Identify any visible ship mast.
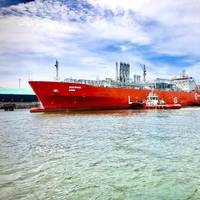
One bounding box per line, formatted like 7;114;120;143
55;60;59;81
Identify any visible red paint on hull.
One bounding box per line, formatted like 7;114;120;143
30;107;45;113
29;81;200;112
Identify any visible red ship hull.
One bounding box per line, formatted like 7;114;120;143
29;81;200;112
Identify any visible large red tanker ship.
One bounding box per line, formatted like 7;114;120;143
29;62;200;112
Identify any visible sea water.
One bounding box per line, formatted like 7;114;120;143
0;108;200;200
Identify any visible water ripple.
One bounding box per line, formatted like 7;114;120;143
1;109;200;199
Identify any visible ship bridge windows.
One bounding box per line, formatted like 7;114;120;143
155;79;175;90
150;97;158;100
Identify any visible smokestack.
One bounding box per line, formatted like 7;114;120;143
134;75;136;83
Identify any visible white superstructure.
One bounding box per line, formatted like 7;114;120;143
171;77;196;92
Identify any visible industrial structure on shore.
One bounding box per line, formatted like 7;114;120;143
0;88;39;111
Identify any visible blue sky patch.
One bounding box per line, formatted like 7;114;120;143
0;0;33;8
0;0;200;88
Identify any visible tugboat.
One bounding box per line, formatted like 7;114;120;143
144;92;181;109
131;92;182;109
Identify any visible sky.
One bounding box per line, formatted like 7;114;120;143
0;0;200;88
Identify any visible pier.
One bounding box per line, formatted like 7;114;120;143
0;88;39;111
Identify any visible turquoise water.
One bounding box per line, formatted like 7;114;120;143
0;108;200;200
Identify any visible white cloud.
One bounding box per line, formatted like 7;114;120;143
88;0;200;56
1;0;200;88
186;64;200;83
0;15;81;57
84;14;151;45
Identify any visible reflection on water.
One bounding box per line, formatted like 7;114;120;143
1;108;200;200
41;109;147;115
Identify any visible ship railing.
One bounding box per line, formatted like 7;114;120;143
64;78;110;87
64;78;145;89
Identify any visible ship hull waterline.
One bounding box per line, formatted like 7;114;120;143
29;81;200;112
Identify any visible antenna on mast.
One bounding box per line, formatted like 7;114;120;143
182;69;186;77
55;60;59;81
